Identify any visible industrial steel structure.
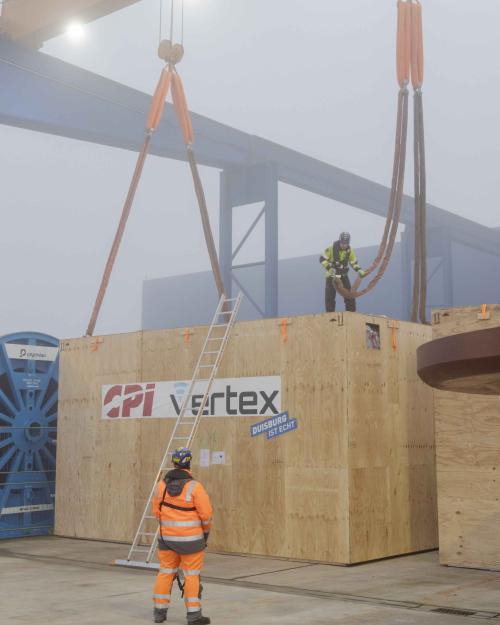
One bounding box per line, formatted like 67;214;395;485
1;34;500;318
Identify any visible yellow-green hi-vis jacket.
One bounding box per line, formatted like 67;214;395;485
320;243;364;278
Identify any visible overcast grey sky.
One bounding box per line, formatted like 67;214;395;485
1;0;499;338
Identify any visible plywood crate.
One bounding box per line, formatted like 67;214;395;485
55;312;437;564
432;305;500;570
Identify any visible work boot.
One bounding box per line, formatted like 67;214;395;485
187;613;211;625
154;608;167;623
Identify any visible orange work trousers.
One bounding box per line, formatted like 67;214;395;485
153;550;205;615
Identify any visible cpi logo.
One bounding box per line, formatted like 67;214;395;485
103;384;156;418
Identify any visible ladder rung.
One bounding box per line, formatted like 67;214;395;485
140;533;157;536
172;437;190;440
203;351;219;355
144;515;156;520
207;338;223;341
224;298;238;302
218;310;234;315
132;548;153;553
198;364;214;369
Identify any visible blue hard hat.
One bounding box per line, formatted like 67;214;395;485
172;447;192;468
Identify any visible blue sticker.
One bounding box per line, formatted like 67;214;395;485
250;412;298;440
266;418;298;440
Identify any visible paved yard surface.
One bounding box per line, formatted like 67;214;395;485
1;537;500;624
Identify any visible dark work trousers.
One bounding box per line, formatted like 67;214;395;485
325;275;356;313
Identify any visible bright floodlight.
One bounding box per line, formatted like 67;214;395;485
66;22;86;43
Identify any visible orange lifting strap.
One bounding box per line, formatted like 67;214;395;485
334;1;427;324
397;0;411;87
86;40;224;336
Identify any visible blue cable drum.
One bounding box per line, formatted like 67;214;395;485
0;332;59;539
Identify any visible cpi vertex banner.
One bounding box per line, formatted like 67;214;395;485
101;376;281;420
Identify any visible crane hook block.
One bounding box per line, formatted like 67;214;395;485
158;39;185;65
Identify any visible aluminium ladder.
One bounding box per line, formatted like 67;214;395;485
115;292;242;570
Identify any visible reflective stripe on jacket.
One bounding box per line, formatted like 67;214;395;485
320;242;362;278
152;470;213;555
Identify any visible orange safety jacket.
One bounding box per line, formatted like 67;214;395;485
152;468;213;555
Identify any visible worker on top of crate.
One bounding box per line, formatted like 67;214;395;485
152;447;212;625
319;232;366;313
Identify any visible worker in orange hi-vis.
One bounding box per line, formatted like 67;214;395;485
152;448;213;624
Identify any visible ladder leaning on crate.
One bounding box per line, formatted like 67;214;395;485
115;292;242;570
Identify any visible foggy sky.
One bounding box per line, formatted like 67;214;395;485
1;0;499;338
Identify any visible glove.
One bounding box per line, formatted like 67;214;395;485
204;532;209;546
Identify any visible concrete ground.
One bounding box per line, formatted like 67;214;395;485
2;537;500;624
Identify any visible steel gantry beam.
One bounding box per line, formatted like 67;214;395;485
1;35;500;318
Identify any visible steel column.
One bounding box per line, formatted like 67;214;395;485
401;227;414;321
401;225;455;320
264;164;279;317
219;163;279;318
219;169;234;298
441;226;454;309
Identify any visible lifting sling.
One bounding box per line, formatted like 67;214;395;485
333;0;427;323
86;21;224;336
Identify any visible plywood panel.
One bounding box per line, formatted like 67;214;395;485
55;312;435;563
432;305;500;339
197;314;349;562
439;497;500;570
346;314;437;562
55;333;143;541
433;305;500;570
282;314;349;562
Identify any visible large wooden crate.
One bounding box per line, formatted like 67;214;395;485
432;305;500;570
55;312;437;564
